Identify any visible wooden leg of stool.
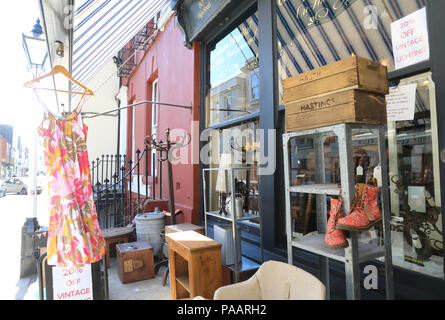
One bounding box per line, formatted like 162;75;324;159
106;241;111;269
162;266;169;286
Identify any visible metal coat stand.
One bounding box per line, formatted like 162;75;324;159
283;123;394;300
144;128;191;225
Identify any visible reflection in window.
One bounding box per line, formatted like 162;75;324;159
207;13;259;127
250;71;260;104
387;73;443;279
276;0;425;104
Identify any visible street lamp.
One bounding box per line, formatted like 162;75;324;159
22;18;48;77
20;18;48;278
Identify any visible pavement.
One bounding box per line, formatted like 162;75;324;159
20;256;172;300
0;183;171;300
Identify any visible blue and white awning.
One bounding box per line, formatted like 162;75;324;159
239;0;427;118
73;0;168;85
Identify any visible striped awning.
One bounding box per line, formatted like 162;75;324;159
240;0;427;123
72;0;168;85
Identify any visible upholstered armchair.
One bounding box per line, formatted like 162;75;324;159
213;260;326;300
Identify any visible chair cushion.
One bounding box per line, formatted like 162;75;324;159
255;261;325;300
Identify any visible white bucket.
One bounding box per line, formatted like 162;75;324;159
135;211;165;255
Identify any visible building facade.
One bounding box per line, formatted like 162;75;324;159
120;8;201;224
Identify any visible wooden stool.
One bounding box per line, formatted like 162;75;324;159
102;227;134;268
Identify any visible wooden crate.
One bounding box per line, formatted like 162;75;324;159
117;241;154;284
285;89;387;132
283;55;388;103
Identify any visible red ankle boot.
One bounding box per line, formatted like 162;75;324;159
336;184;382;231
325;197;349;249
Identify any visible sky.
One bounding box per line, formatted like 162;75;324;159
0;1;45;148
210;28;255;88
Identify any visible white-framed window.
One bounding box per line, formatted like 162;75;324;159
249;69;260;105
224;95;232;117
151;79;159;177
132;104;136;162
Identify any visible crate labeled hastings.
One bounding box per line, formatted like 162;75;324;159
283;55;389;103
285;89;387;132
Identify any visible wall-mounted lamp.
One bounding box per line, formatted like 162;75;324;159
55;40;64;57
113;56;123;65
379;59;389;67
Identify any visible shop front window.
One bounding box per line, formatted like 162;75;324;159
278;0;443;278
207;13;259;127
204;121;260;219
387;72;442;278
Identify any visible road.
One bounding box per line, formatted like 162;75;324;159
0;184;49;300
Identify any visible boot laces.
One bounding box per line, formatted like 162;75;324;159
328;200;341;232
350;190;367;214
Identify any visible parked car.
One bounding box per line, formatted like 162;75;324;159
0;182;6;197
2;178;42;195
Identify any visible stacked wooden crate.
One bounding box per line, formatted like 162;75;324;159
284;55;389;132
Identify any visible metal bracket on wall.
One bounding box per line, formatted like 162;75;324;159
81;100;193;119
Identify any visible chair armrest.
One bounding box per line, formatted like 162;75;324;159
213;275;261;300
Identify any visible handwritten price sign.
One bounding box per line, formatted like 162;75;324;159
391;7;430;70
53;265;93;300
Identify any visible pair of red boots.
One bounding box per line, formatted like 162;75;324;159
325;183;382;249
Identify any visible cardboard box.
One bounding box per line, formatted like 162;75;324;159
213;224;241;266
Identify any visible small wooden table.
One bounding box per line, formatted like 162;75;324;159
165;223;205;235
102;227;134;268
161;223;205;285
166;231;222;300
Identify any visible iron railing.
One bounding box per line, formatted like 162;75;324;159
91;146;164;230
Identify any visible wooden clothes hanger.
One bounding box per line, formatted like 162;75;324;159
24;65;94;96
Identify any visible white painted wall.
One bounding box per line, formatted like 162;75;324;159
79;59;120;164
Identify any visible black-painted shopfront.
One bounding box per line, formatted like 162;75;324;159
174;0;445;299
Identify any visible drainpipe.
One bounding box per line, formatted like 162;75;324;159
117;77;122;157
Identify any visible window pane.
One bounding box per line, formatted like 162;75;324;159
207;13;259;127
388;73;443;278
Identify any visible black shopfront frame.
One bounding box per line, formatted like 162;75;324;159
182;0;445;299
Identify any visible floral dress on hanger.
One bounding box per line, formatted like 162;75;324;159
34;89;105;267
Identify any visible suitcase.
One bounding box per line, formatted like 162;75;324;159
117;241;154;284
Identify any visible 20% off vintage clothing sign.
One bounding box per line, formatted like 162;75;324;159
52;265;93;300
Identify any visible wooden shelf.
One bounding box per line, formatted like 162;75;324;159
176;275;190;292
